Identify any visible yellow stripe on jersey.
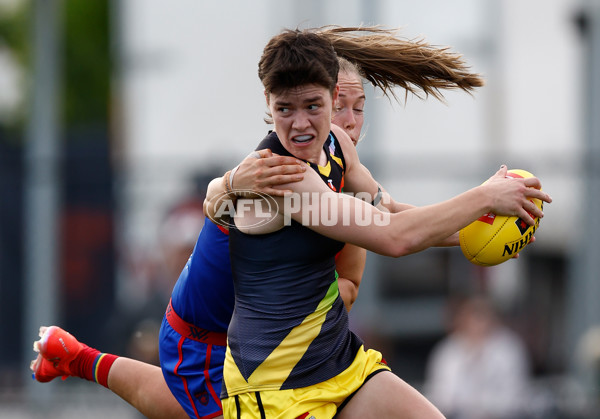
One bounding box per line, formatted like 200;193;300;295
330;154;343;169
223;280;340;395
316;160;331;177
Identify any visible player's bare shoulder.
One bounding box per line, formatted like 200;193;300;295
331;124;359;169
331;124;377;195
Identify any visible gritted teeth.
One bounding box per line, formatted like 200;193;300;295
293;134;313;142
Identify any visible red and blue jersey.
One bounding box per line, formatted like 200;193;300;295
169;217;233;333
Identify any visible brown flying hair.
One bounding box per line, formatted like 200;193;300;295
258;26;483;102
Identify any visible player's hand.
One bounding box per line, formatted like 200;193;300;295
483;165;552;225
232;149;306;197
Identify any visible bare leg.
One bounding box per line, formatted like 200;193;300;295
106;357;188;419
32;326;195;419
338;371;445;419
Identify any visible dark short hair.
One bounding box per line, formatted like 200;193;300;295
258;29;339;95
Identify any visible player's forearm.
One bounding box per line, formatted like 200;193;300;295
203;175;234;224
338;278;359;312
436;232;459;247
335;243;366;312
379;197;459;247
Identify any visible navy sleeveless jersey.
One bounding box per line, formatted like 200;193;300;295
222;131;363;397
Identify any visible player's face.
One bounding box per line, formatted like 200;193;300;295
267;84;336;164
332;72;365;146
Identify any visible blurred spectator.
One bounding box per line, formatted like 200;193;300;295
424;295;532;419
158;197;206;287
125;195;205;365
103;178;208;365
577;325;600;413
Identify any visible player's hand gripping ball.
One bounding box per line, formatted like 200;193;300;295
459;169;543;266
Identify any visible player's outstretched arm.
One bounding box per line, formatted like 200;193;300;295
273;165;551;257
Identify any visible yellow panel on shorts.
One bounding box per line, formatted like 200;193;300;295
222;345;390;418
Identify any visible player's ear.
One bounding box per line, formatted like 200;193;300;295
332;84;339;104
264;90;270;106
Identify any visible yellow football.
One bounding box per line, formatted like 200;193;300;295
459;169;543;266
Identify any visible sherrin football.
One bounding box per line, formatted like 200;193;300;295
459;169;543;266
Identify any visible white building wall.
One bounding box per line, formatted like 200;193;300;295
116;0;582;262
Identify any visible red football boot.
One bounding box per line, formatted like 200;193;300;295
31;326;83;382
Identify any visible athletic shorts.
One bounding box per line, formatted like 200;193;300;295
159;300;227;419
222;345;390;419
